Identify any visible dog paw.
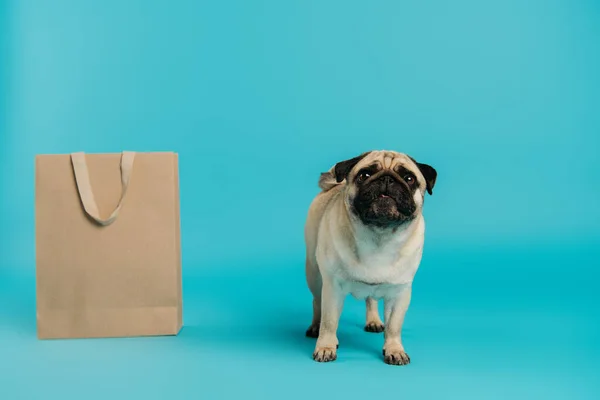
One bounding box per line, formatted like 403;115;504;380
305;324;319;338
313;347;337;362
383;349;410;366
364;321;385;333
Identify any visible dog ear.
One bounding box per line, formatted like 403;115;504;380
334;152;371;183
409;156;437;195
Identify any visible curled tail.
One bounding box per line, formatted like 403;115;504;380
318;166;341;192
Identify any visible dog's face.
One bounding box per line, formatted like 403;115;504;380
333;151;437;229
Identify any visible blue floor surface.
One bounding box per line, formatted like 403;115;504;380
1;245;598;399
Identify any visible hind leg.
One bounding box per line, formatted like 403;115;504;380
305;259;322;338
364;297;385;333
305;296;321;338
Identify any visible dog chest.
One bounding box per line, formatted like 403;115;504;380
343;280;405;300
340;246;422;286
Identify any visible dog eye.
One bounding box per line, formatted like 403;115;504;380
357;172;370;183
404;175;415;185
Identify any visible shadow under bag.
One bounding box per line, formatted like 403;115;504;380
35;151;183;339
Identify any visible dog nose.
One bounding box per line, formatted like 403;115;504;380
379;175;394;185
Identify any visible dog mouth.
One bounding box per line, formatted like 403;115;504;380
375;193;396;204
372;193;414;217
352;189;416;228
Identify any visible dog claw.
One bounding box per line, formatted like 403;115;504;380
383;349;410;366
364;321;385;333
313;347;337;362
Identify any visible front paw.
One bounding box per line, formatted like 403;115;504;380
383;348;410;366
364;321;385;333
313;346;337;362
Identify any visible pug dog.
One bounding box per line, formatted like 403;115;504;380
304;150;437;365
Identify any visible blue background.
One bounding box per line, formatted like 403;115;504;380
1;0;599;398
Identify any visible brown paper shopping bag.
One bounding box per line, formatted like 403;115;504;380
35;151;183;339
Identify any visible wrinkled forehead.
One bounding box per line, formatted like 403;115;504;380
355;151;418;173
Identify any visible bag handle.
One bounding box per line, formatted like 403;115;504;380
71;151;136;226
